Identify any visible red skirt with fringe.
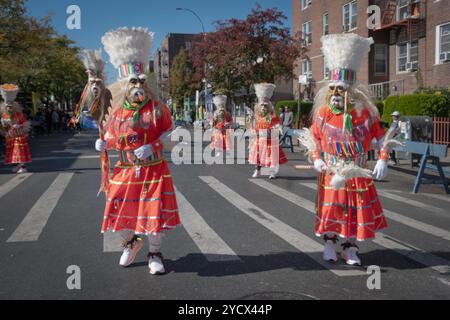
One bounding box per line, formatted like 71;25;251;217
211;129;232;151
4;136;31;164
315;173;387;241
248;135;288;168
101;159;181;235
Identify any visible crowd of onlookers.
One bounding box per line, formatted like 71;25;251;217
25;108;81;138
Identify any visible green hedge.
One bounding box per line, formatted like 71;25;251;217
275;100;314;127
383;93;450;124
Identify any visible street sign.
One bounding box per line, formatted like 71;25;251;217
299;75;307;85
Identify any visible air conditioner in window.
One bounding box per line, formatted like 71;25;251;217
406;61;418;71
306;72;313;82
440;52;450;62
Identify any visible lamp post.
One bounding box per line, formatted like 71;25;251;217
176;7;208;118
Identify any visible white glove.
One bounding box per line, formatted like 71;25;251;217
373;160;388;180
95;139;106;152
330;173;346;190
12;124;20;129
134;144;153;160
313;159;328;173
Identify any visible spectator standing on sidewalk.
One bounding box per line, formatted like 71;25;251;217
52;109;60;133
389;111;401;165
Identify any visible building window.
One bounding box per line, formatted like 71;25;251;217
397;41;418;73
343;1;357;32
397;0;409;20
302;60;312;77
323;56;330;80
323;13;329;35
436;23;450;64
301;0;312;10
374;44;388;75
302;20;312;46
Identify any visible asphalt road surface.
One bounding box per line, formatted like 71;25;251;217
0;131;449;300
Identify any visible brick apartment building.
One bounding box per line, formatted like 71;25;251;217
153;33;198;101
292;0;450;101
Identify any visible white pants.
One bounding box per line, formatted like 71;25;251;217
120;230;163;253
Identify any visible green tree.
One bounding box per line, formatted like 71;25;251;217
0;0;86;109
169;49;198;106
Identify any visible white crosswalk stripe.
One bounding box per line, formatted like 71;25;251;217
0;173;33;199
200;176;366;277
383;189;450;204
175;187;241;262
299;182;450;242
7;173;74;242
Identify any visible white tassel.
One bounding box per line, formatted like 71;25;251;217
135;165;141;178
293;128;318;163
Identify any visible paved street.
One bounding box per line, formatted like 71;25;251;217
0;131;449;300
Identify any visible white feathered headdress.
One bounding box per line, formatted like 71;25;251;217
322;33;373;86
80;49;105;80
101;27;154;80
0;84;19;103
254;83;276;104
213;95;227;108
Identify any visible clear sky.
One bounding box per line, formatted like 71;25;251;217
26;0;293;84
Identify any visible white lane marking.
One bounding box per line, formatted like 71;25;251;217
373;233;450;275
201;176;365;277
299;182;450;242
0;173;33;199
255;179;450;274
175;187;241;262
383;189;450;204
7;173;74;242
377;189;445;213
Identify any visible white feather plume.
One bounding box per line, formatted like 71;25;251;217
321;33;374;72
101;27;154;70
254;83;276;102
293;128;318;162
381;125;405;150
327;160;373;180
79;49;104;76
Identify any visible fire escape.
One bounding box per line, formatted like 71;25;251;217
369;0;426;100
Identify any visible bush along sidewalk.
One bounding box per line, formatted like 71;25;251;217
383;93;450;124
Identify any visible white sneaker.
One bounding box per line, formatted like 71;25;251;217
17;167;27;174
341;245;361;266
148;252;166;275
269;174;276;180
323;240;338;262
252;169;261;178
12;166;20;173
119;236;143;267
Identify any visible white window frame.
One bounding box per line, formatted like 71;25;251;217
323;56;330;80
435;22;450;64
323;12;329;35
374;44;388;76
302;59;312;77
301;0;312;10
397;0;409;21
396;41;418;73
342;1;357;32
302;20;312;46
